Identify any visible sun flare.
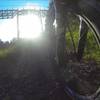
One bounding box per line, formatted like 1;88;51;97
0;5;44;42
19;14;42;39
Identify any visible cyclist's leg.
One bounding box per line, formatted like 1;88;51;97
45;1;56;61
45;0;55;35
54;1;67;67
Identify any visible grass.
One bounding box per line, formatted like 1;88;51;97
0;46;15;59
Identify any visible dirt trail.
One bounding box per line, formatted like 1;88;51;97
0;41;67;100
0;40;100;100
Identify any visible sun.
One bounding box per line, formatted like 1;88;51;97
0;5;44;42
19;14;42;39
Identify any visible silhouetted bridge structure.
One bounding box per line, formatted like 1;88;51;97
0;9;47;38
0;9;47;19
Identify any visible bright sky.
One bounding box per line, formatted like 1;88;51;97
0;0;49;9
0;0;49;42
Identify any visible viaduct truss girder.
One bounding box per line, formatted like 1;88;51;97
0;9;47;19
0;9;47;39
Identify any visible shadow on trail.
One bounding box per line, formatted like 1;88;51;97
0;39;71;100
0;39;100;100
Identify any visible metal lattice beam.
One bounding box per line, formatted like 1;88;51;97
0;9;47;39
0;9;47;19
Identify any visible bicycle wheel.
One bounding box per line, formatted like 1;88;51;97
63;3;100;99
45;1;100;99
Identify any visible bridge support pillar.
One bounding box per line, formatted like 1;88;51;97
17;10;20;39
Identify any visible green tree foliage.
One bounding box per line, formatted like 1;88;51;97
84;30;100;62
65;14;100;63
